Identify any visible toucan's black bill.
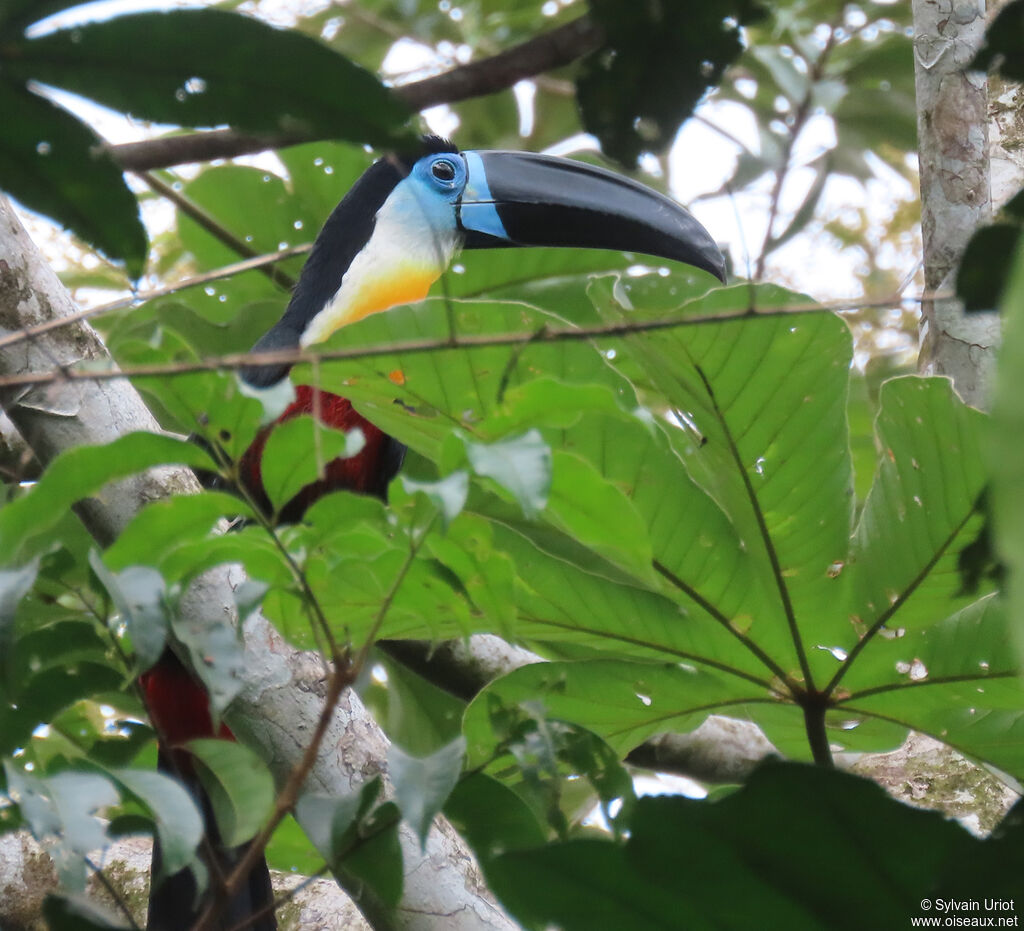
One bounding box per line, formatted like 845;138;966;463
458;150;726;282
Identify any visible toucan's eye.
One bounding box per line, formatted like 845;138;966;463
431;159;457;183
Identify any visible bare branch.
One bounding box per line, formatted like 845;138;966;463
0;244;311;354
0;288;950;393
107;17;605;172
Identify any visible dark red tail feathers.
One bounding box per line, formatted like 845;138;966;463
141;651;276;931
144;384;404;929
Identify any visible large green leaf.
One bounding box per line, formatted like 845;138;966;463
306;296;633;460
590;278;854;686
831;596;1024;769
843;378;989;646
492;523;773;683
550;408;768;628
0;81;146;275
578;0;765;165
488;763;1024;931
6;10;412;145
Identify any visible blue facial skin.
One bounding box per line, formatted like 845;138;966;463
385;153;467;238
459;151;510;241
397;151;510;243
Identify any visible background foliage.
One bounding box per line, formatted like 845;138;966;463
1;0;1023;928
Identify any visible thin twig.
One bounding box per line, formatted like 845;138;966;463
0;245;310;352
136;172;297;291
692;113;757;159
201;436;340;657
0;288;951;392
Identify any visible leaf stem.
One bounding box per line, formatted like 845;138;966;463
802;696;833;767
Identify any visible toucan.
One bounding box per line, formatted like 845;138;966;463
140;136;724;930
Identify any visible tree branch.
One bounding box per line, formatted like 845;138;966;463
380;636;782;783
912;0;997;409
106;16;605;172
0;287;952;393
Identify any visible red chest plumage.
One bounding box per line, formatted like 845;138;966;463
239;385;390;517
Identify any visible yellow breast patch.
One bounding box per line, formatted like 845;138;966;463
300;260;441;347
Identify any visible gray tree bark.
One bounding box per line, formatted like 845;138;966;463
913;0;999;407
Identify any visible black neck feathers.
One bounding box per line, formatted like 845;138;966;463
241;137;459;388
